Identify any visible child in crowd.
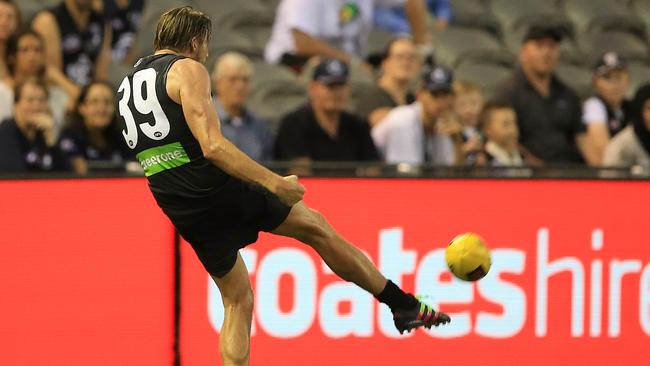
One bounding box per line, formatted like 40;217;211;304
480;102;523;166
452;80;485;164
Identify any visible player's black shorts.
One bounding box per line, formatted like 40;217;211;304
152;176;292;277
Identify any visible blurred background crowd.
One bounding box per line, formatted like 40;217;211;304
0;0;649;176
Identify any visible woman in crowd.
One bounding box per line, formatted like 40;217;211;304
0;29;79;126
0;0;19;80
59;80;131;175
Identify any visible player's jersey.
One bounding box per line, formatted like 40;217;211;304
116;53;229;198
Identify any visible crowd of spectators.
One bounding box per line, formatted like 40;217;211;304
0;0;649;176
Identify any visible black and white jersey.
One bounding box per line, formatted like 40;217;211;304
116;54;229;198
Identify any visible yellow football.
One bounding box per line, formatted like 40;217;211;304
445;233;491;281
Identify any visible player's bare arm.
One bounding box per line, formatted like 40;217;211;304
166;57;305;206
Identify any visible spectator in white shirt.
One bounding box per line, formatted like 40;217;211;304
264;0;429;70
581;52;632;166
371;65;455;165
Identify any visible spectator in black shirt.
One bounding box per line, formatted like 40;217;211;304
0;78;71;172
59;80;130;174
275;58;379;166
492;25;586;164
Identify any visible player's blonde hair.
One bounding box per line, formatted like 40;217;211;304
154;6;211;53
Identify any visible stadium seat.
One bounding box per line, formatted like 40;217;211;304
578;31;650;65
258;0;281;10
555;63;593;99
107;62;132;89
250;61;299;90
193;0;264;17
348;79;376;114
628;62;650;97
247;80;308;132
15;0;60;25
630;0;650;39
453;62;513;99
432;26;513;68
449;0;501;36
210;4;274;60
563;0;647;37
366;28;396;61
489;0;573;34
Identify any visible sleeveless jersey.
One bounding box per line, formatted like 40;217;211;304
116;54;229;198
50;2;104;86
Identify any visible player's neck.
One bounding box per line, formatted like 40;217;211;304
154;49;196;60
154;49;181;56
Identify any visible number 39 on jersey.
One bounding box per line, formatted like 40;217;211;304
117;68;171;149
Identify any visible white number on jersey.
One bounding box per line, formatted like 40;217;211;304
117;68;171;149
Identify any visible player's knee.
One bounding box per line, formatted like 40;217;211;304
224;286;254;313
303;208;333;246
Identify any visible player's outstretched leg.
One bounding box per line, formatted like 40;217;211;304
211;253;254;366
272;202;450;333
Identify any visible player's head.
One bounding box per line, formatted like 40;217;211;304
154;6;211;63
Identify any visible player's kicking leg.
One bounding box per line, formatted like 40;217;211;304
272;202;450;333
211;253;254;366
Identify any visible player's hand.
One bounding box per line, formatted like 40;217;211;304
275;175;305;206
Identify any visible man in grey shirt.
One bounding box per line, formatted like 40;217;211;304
212;52;274;162
371;65;455;164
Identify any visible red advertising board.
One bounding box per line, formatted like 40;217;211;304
0;179;175;366
179;179;650;365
